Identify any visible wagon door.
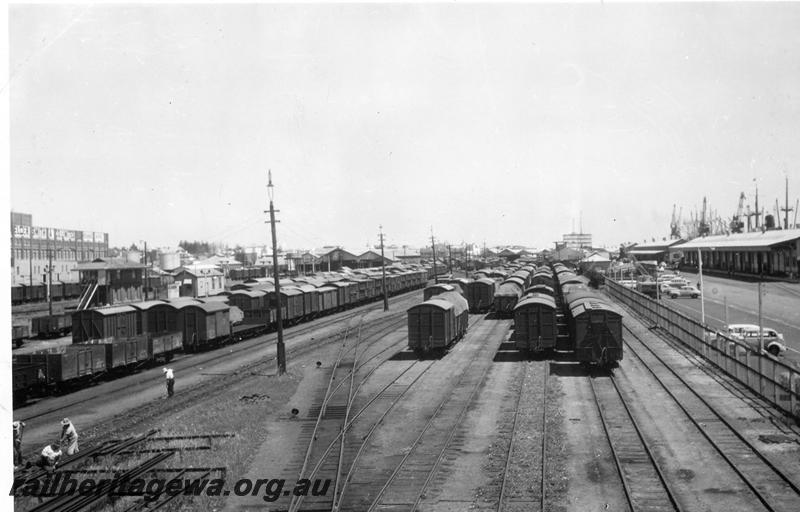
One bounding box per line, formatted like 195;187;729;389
538;306;557;349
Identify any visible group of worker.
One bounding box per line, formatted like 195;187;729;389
13;367;176;472
13;418;79;472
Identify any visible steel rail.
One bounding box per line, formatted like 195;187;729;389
588;374;683;512
366;319;508;512
623;325;800;510
497;362;527;512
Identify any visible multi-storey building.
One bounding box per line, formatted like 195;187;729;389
10;211;109;285
562;232;592;250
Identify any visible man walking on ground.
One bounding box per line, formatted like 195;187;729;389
163;367;175;397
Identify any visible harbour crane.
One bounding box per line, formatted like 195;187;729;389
698;197;711;237
730;192;745;233
669;204;682;239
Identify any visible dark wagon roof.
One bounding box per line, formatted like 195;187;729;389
569;299;621;318
524;284;554;296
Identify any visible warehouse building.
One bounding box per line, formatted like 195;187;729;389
10;211;109;286
673;229;800;280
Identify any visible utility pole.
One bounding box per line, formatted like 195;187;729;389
47;247;53;317
758;281;764;391
28;228;33;288
431;228;438;284
379;225;388;311
698;248;705;326
143;241;149;301
447;244;452;274
267;171;286;375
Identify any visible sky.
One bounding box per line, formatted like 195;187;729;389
6;2;800;253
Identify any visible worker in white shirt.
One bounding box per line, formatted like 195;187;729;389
163;367;175;397
13;420;26;469
38;444;62;471
60;418;79;455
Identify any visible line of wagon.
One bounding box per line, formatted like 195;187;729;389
12;265;433;404
405;261;624;368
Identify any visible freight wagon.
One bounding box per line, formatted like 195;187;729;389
513;293;558;353
72;305;139;343
493;281;523;317
78;336;150;370
31;313;73;338
175;301;232;351
466;278;496;313
407;290;469;355
563;287;623;367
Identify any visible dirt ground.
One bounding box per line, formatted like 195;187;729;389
12;292;800;512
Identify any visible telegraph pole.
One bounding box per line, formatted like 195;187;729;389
379;225;389;311
143;241;149;301
431;228;438;284
47;247;53;317
267;171;286;375
447;244;452;274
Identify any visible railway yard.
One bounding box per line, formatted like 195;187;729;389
8;262;800;512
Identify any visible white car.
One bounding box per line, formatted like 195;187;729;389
723;324;787;356
667;285;701;299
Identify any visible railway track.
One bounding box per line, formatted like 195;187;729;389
13;430;229;512
358;318;510;512
588;371;683;512
496;360;548;512
18;295;420;469
638;320;800;439
622;326;800;512
18;290;421;422
243;310;428;512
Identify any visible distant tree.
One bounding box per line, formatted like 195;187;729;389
584;267;605;289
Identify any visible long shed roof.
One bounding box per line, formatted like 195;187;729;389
675;229;800;251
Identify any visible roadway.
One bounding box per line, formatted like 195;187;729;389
653;271;800;370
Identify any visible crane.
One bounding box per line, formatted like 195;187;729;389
669;204;682;239
698;197;711;237
730;192;745;233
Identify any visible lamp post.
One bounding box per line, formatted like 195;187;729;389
268;171;286;375
698;248;705;325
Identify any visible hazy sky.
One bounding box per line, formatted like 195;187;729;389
7;2;800;252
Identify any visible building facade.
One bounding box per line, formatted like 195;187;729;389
562;232;592;250
10;211;109;285
174;265;226;297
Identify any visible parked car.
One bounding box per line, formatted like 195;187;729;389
659;282;683;294
667;285;700;299
723;324;787;356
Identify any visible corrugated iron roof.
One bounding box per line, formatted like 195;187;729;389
88;305;138;316
129;300;170;311
409;298;453;312
675;229;800;250
515;294;557;310
230;289;267;298
172;301;230;313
